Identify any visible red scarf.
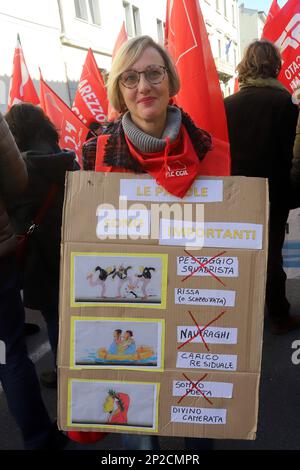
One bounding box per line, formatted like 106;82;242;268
125;125;201;198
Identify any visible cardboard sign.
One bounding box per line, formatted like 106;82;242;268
58;173;268;440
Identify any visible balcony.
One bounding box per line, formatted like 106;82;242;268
214;57;235;82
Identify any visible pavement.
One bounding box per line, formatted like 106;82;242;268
1;279;300;450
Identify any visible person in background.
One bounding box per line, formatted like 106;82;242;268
290;90;300;190
0;111;65;449
5;103;79;388
82;121;111;170
224;40;299;335
85;121;103;141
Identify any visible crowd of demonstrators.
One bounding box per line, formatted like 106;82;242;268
0;34;299;451
0;111;66;449
224;40;299;335
5;104;79;389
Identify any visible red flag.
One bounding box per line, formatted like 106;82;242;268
262;0;300;95
165;0;230;176
233;76;239;93
72;49;108;127
8;35;39;110
112;22;128;60
40;74;89;167
108;23;128;121
264;0;281;29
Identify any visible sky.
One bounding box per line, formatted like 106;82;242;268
238;0;287;15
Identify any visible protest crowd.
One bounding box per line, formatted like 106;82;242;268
0;0;299;451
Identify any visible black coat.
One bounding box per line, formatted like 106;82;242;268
9;142;79;309
224;86;299;208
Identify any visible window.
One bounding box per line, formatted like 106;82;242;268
123;3;141;37
74;0;88;21
205;21;212;39
157;19;164;44
132;6;141;35
232;4;236;26
218;39;222;58
74;0;101;25
225;37;231;61
89;0;101;26
123;1;133;36
224;0;227;18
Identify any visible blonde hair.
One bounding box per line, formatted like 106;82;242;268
107;35;180;113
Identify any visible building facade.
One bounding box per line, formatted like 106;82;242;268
0;0;242;112
239;3;266;57
57;0;166;100
200;0;240;96
0;0;166;111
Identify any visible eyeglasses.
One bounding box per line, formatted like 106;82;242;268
119;65;168;89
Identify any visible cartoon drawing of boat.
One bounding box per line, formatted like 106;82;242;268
97;345;155;362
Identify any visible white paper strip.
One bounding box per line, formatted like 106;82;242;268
96;209;150;238
120;179;223;203
177;255;239;278
171;406;227;424
160;220;263;249
160;219;204;248
176;352;238;371
175;288;236;307
177;326;238;344
172;381;233;399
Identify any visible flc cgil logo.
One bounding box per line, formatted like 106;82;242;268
166;161;189;178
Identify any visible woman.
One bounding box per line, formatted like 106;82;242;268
5;103;79;387
224;40;299;335
74;35;213;450
84;36;212;191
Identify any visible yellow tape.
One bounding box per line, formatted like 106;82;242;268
70;316;165;372
67;378;160;432
70;252;168;309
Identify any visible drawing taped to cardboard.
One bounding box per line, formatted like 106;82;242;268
72;253;166;306
87;265;156;300
70;380;158;430
103;389;130;425
73;318;164;369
